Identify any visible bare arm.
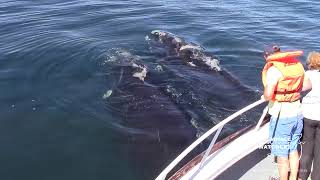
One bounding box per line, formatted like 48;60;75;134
263;66;281;101
263;84;276;101
302;75;312;91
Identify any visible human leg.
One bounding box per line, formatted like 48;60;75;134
277;156;290;180
298;118;316;180
289;150;300;180
270;115;294;180
310;121;320;180
289;116;303;180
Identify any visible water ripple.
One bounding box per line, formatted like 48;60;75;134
1;0;320;179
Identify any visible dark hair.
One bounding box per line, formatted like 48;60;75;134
264;45;281;59
272;45;280;53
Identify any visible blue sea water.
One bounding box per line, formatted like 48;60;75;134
0;0;320;179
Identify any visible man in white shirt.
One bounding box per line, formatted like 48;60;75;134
262;46;305;180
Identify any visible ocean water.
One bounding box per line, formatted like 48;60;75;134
0;0;319;179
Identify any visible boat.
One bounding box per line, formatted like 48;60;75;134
155;99;282;180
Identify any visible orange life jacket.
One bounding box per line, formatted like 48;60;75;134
262;51;305;102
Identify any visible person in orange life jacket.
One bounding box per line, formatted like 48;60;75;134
298;51;320;180
261;46;305;180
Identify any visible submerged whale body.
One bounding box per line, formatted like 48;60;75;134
148;30;221;71
147;30;259;102
103;33;261;178
103;49;197;178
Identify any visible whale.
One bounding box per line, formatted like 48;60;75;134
145;30;264;136
103;49;197;179
147;30;259;98
103;34;262;178
148;30;221;71
147;30;260;99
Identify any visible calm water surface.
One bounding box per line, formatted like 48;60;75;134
1;0;320;179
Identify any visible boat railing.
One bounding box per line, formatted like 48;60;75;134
155;99;267;180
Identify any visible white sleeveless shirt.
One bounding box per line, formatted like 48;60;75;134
302;70;320;121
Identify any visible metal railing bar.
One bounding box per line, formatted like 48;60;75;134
190;126;224;179
155;99;266;180
199;126;223;169
255;106;268;131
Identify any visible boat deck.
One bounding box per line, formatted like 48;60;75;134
217;147;278;180
156;101;282;180
179;123;272;180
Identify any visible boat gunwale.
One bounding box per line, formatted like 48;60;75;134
168;115;270;180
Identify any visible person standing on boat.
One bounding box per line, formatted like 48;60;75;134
298;51;320;180
262;46;305;180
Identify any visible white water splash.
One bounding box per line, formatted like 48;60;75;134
187;61;196;67
132;63;147;81
203;56;221;71
145;35;151;41
190;118;203;138
103;90;113;99
155;65;164;72
180;44;202;51
165;85;182;98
